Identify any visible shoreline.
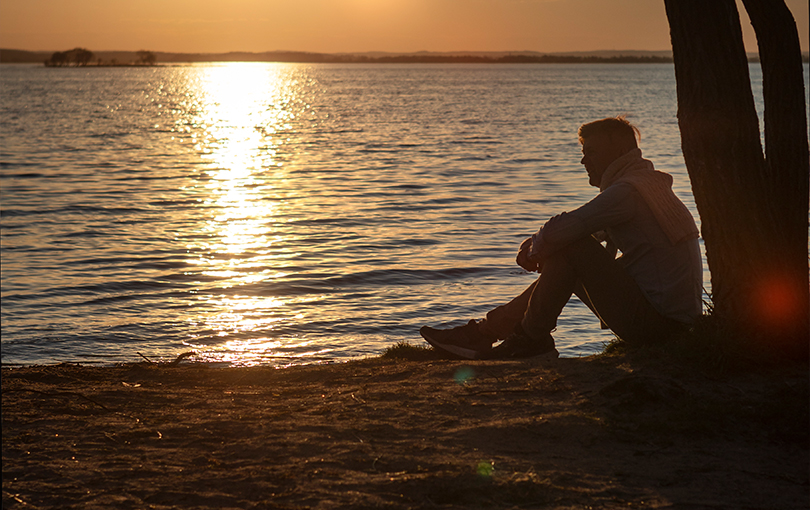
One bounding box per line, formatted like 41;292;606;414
8;48;809;65
3;348;807;509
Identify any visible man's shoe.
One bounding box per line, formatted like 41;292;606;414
420;320;493;360
483;325;558;360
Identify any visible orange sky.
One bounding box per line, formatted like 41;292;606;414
1;0;807;54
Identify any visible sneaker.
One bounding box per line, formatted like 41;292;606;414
420;320;493;359
483;325;558;360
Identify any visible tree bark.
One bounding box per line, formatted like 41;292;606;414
741;0;810;352
664;0;809;359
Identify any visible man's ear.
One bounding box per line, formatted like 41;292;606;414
616;141;635;157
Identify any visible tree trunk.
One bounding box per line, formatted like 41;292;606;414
741;0;810;353
664;0;809;359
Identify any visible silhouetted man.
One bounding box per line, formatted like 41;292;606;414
421;117;702;359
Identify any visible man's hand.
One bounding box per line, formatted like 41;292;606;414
518;214;567;272
516;236;541;272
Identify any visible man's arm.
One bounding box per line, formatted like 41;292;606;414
527;183;637;261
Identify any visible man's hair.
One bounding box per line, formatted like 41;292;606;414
577;116;640;149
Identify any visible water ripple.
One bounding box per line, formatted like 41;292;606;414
0;61;758;366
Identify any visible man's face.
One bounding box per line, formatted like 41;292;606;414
580;134;621;187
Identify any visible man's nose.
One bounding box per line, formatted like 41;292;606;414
580;156;586;165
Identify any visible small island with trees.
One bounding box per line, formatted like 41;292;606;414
43;48;157;67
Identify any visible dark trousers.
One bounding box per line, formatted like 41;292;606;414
479;236;682;345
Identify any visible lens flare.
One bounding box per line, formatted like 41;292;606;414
757;274;802;326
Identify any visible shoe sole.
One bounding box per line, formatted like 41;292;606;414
419;327;481;360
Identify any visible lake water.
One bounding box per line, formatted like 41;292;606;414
1;62;793;367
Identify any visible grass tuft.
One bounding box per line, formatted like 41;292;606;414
600;335;626;356
380;341;442;361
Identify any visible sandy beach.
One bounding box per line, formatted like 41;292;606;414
2;347;808;509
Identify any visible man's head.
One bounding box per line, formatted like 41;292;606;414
578;117;640;187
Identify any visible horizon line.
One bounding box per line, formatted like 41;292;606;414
5;48;807;56
4;48;678;55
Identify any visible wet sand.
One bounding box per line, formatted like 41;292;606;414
2;348;808;509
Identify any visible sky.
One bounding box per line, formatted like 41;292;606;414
0;0;807;54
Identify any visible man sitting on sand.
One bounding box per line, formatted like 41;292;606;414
420;116;703;360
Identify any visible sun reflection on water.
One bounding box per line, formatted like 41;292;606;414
180;63;312;365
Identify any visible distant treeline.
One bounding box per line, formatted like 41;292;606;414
2;48;808;65
157;52;678;64
325;54;676;64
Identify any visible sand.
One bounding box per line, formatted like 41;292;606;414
2;348;808;509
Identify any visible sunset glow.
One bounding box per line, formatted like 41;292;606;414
1;0;807;54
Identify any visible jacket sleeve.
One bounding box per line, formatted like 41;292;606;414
532;183;637;258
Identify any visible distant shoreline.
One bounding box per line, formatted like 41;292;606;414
2;48;675;65
5;48;807;65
